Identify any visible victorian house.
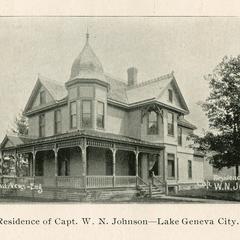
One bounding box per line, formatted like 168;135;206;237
0;33;205;200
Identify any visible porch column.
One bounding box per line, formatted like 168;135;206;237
54;146;58;177
159;151;164;180
14;150;18;177
32;149;36;177
135;150;139;177
111;148;117;187
135;150;139;186
0;150;3;176
80;138;87;190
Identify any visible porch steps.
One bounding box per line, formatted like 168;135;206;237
138;184;165;199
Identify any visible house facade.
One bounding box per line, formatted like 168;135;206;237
0;33;205;198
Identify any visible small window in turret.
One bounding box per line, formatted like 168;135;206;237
97;101;104;129
82;100;92;128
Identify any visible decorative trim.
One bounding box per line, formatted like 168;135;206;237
87;139;114;149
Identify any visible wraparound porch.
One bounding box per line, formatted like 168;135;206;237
0;131;165;190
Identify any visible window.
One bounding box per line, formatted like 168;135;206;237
188;160;192;179
70;101;77;129
167;154;175;178
82;100;92;128
168;89;173;102
54;110;62;134
178;126;182;145
147;111;158;135
97;101;104;129
40;90;46;105
39;114;45;137
167;112;174;136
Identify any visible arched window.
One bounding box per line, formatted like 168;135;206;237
147;111;158;135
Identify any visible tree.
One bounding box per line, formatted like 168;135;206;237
11;111;28;136
192;55;240;176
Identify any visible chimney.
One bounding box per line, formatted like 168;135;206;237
127;67;138;86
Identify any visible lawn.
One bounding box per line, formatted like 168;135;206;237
173;188;240;202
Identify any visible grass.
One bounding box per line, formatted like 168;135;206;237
173;188;240;202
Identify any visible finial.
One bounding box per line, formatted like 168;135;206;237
86;27;89;43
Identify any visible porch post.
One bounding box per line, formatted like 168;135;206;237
111;148;117;187
14;150;18;177
0;150;3;176
54;145;58;188
135;148;139;186
54;146;58;177
32;148;36;177
163;149;168;195
80;138;87;190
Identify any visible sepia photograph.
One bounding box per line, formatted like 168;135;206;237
1;17;240;203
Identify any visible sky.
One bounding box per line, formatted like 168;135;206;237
0;17;240;140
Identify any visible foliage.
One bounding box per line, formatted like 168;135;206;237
11;111;28;136
192;56;240;175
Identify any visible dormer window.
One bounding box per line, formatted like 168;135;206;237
147;111;158;135
40;90;46;105
82;100;92;128
168;89;173;103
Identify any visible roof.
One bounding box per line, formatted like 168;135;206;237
38;75;67;101
0;135;36;149
126;73;173;104
1;130;164;150
69;36;106;82
105;73;128;104
178;117;197;130
25;71;190;112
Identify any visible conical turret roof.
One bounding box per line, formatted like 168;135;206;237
69;33;106;82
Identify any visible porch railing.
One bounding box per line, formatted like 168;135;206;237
115;176;136;187
34;176;56;187
16;177;34;185
0;175;141;189
56;176;84;189
152;175;165;186
136;176;149;186
86;176;113;188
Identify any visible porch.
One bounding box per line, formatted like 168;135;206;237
0;130;165;191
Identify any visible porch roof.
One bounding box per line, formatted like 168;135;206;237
1;130;164;152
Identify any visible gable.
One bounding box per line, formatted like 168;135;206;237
157;78;189;113
126;75;172;105
1;135;22;149
31;85;55;108
3;139;15;148
24;78;57;113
